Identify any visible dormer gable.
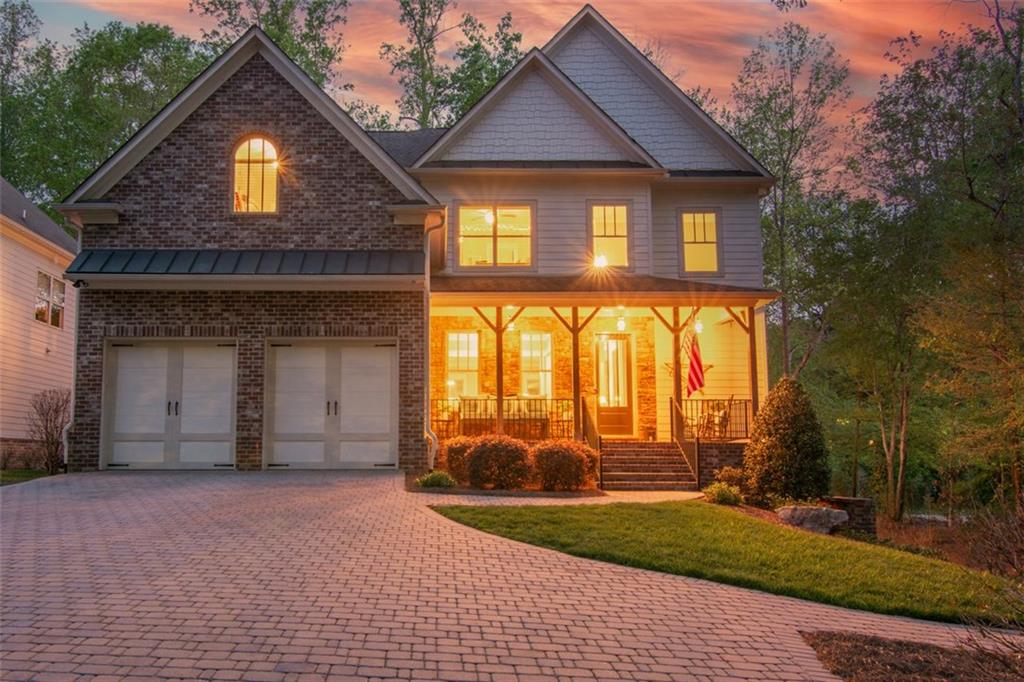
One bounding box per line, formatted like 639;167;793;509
414;49;659;168
544;5;770;175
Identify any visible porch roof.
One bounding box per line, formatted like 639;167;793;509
430;274;777;306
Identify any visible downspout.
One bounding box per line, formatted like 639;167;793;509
423;210;446;469
61;226;83;471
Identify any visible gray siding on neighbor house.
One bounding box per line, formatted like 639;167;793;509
423;175;653;275
440;70;630;162
651;185;764;288
549;26;734;170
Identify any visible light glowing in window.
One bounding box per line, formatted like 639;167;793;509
234;136;278;213
446;332;479;397
592;204;628;267
682;211;719;272
458;205;532;267
520;332;552;398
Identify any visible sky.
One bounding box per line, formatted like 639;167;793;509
30;0;990;120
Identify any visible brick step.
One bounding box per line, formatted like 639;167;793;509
603;467;693;476
602;470;696;481
602;481;700;491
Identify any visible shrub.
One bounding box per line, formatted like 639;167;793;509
416;470;457;488
744;377;830;502
714;465;748;492
439;436;477;484
27;388;70;474
467;435;532;489
703;482;743;505
531;439;597;491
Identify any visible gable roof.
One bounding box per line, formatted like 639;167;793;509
1;177;77;254
413;48;661;169
369;128;447;166
544;5;771;177
63;27;436;205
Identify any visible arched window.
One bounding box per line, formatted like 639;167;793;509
233;136;278;212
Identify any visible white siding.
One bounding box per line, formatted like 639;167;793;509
0;226;77;440
441;69;629;162
651;185;764;288
423;175;652;274
549;26;734;170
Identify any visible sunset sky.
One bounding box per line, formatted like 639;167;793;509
30;0;988;121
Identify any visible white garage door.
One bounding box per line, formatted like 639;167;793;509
105;341;236;468
267;341;398;469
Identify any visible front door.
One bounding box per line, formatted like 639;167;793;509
595;334;633;435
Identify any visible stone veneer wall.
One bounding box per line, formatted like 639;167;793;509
70;290;425;471
429;312;658;438
697;440;747;487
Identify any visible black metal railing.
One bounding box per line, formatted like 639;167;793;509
670;398;699;482
580;395;603;488
675;398;752;441
430;398;574;441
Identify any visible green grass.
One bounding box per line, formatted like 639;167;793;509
435;501;1005;624
0;469;50;486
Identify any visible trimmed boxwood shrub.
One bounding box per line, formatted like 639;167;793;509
531;439;598;491
467;435;532;489
440;436;477;484
744;377;830;502
703;481;743;505
714;465;748;493
416;470;456;488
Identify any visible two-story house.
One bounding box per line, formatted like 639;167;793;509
57;5;775;488
1;177;79;465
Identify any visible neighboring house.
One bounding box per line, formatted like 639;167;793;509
0;177;79;464
57;5;775;488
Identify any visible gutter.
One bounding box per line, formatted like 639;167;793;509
422;210;447;469
61;226;83;470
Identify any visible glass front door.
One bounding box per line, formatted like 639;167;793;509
595;334;633;435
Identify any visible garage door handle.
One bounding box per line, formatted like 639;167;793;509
167;401;171;416
334;401;338;415
174;401;179;416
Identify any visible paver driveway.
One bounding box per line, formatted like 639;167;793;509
2;472;969;681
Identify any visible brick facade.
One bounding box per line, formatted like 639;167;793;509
69;50;428;471
1;438;44;469
697;440;747;487
69;290;425;471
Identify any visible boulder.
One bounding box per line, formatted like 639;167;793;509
776;505;849;534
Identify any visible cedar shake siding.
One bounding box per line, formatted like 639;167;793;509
88;54;417;252
69;290;425;471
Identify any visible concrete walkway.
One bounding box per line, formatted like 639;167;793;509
1;471;970;681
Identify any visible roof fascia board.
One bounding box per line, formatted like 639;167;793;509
410;167;666;177
1;219;76;260
430;290;777;307
543;6;772;177
66;28;436;205
68;273;426;291
413;49;660;168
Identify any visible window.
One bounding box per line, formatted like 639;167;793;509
446;332;479;398
681;211;719;272
458;205;532;267
520;332;552;398
34;272;65;328
233;136;279;213
591;204;629;267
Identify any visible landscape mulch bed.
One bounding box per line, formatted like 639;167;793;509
404;473;605;497
803;631;1022;681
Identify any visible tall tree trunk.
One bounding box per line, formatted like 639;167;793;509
775;186;791;376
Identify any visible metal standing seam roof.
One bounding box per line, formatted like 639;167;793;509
66;249;425;277
430;274;776;296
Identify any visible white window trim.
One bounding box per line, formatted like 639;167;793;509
586;199;634;271
677;207;725;277
34;271;65;329
519;331;553;398
453;200;538;272
231;134;280;215
446;331;480;398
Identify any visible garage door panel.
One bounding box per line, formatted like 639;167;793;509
338;346;393;436
338;441;392;466
111;441;168;464
180;346;234;435
179;441;232;464
271;441;325;464
272;346;326;435
113;347;169;435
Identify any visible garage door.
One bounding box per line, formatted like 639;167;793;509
267;341;398;468
104;341;236;468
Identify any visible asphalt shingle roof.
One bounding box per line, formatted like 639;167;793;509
1;177;78;254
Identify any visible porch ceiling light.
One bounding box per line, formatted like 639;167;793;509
616;316;626;331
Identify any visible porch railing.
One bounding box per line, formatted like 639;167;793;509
430;398;574;441
580;395;603;488
670;398;699;483
676;398;752;441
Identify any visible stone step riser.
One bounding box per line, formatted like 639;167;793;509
602;484;700;491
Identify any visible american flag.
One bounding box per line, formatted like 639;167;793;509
685;329;705;397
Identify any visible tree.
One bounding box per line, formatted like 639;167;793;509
189;0;350;91
27;388;71;474
380;0;459;129
441;12;522;121
744;376;831;501
0;0;40;187
726;22;851;376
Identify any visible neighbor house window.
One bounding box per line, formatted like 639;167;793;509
34;272;64;328
591;204;629;267
458;205;532;267
447;332;479;398
233;136;278;212
681;211;719;272
520;332;552;398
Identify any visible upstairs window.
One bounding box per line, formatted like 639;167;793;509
458;205;532;267
446;332;479;398
233;136;278;213
520;332;552;398
681;210;720;273
591;204;629;267
35;272;65;328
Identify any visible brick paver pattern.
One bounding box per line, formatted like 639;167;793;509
1;472;970;681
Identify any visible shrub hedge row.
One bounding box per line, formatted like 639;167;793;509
437;436;599;491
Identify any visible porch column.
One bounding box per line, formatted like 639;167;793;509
550;306;600;438
748;305;759;415
495;306;504;434
672;307;682;404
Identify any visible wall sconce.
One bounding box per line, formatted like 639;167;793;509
506;322;515;331
695;319;704;334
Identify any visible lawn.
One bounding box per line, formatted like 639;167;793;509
0;469;50;486
435;501;1004;623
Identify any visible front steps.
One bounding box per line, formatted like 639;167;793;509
599;440;699;491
